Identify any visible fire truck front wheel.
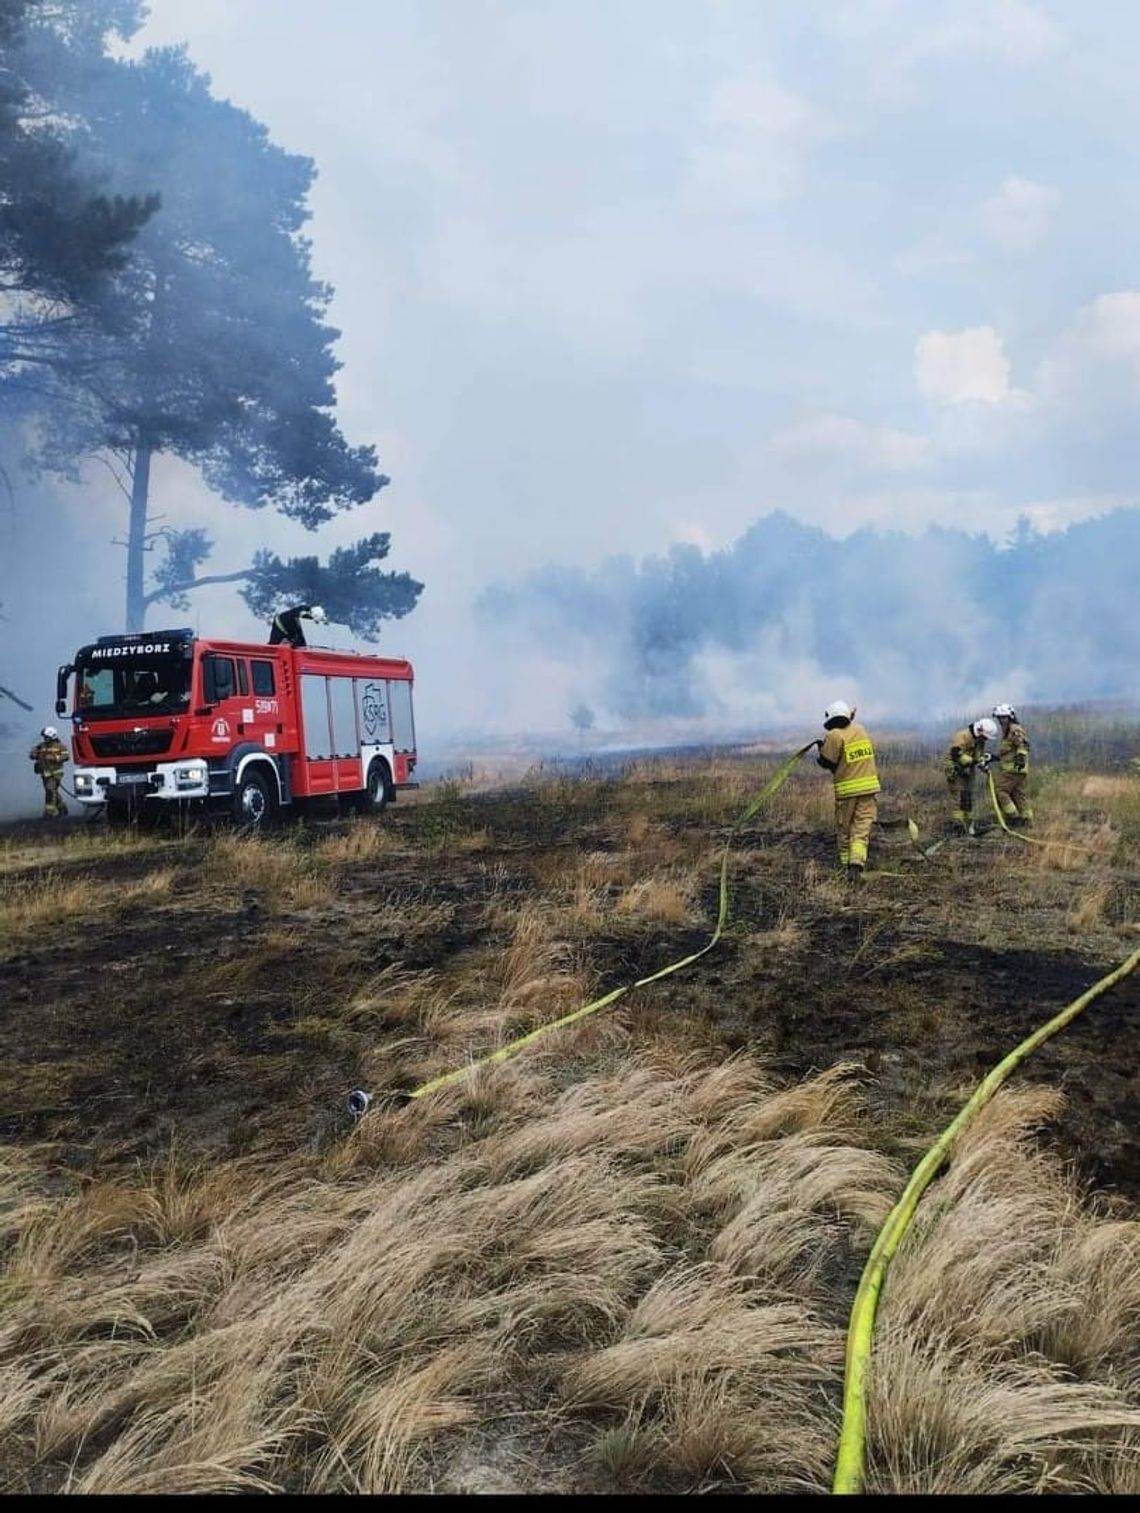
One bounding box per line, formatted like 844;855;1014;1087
233;767;277;829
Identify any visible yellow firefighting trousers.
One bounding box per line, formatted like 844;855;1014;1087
835;795;877;868
946;772;974;828
41;774;67;817
994;768;1033;821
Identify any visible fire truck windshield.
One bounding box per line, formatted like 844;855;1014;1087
76;657;192;719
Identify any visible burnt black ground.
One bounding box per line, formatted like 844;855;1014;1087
1;779;1138;1209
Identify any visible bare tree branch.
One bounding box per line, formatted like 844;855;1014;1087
143;568;252;608
90;451;132;501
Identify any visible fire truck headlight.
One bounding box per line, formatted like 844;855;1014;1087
175;764;207;789
74;773;93;794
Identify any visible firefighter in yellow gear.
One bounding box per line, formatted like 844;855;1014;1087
944;717;998;835
991;703;1032;824
815;700;880;880
29;725;69;818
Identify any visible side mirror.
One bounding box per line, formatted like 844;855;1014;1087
55;663;73;716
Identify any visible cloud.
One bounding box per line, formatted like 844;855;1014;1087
919;0;1063;66
1076;290;1140;370
680;69;825;211
915;326;1019;405
770;413;931;471
979;175;1059;252
816;0;1064;110
1036;290;1140;401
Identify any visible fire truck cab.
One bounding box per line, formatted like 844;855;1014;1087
56;628;416;825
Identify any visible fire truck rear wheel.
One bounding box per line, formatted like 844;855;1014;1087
234;767;277;828
361;759;391;814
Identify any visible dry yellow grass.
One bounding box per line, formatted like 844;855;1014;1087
0;1058;898;1493
1017;816;1118;873
623;810;658;847
489;903;591;1031
4;1003;1140;1495
770;776;836;831
120;867;178;903
559;1264;840;1489
614;872;698;926
1080;776;1135;801
450;827;492;853
3;738;1139;1494
0;871;103;945
383;900;597;1089
1067;878;1113;933
566;873;610;932
197;834;337;912
0;857;179;953
744;913;805;953
315;821;400;866
338;966;440;1035
865;1086;1140;1495
200;831;290;883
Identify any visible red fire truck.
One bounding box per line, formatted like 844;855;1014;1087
55;627;417;825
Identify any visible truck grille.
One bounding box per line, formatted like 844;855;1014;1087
90;730;173;758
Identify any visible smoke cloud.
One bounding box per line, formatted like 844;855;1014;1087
478;508;1140;735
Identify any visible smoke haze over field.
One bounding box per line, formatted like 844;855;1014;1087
4;0;1140;812
479;509;1140;733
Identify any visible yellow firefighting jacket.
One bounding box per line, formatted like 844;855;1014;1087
818;720;881;798
999;722;1030;775
30;738;69;777
945;726;984;781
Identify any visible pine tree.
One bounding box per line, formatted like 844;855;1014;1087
18;15;420;635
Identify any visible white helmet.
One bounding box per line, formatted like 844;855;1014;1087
308;604;329;625
41;725;59;739
973;717;999;742
992;702;1016;720
823;700;852;723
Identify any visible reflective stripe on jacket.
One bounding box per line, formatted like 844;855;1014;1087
820;720;881;798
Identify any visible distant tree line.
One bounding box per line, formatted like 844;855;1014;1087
0;0;421;635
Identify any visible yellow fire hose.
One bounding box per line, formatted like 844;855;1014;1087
986;768;1103;857
908;770;1104;861
347;743;1137;1494
350;742;817;1107
832;941;1140;1494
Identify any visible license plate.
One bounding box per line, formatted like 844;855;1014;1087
117;773;149;785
